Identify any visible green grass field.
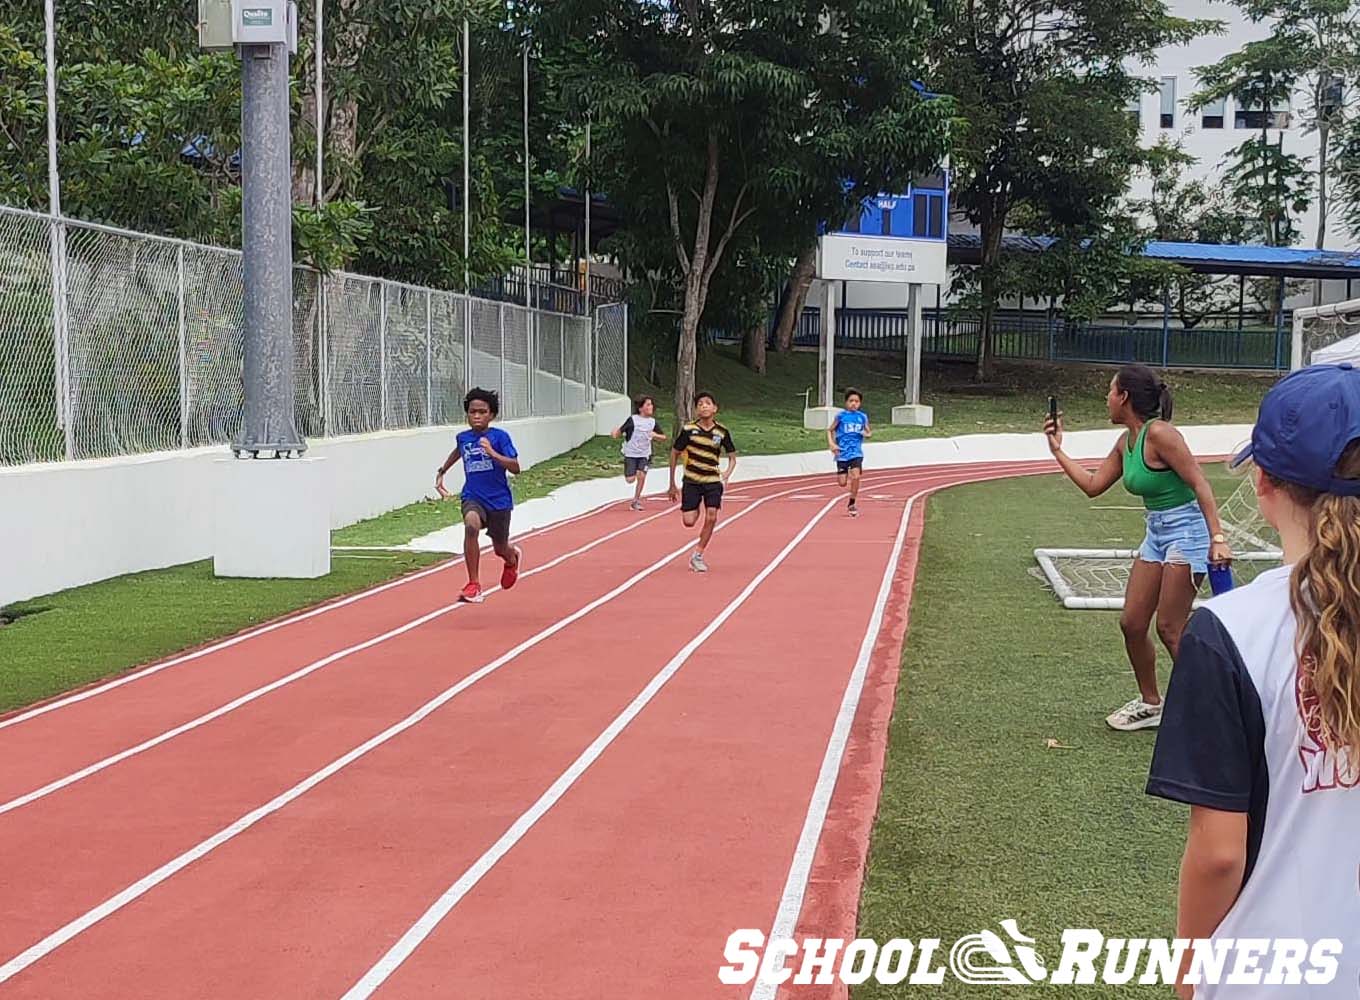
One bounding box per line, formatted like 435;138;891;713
852;471;1247;997
2;344;1272;717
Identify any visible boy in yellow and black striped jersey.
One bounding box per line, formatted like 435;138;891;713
667;391;738;572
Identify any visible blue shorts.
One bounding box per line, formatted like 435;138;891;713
1139;500;1210;576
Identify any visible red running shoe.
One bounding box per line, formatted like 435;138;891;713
459;581;483;604
501;546;524;590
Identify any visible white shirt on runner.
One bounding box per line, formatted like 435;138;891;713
619;415;659;459
1147;564;1360;997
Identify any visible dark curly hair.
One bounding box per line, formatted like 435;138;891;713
463;387;500;416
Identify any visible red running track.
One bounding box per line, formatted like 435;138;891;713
0;461;1045;999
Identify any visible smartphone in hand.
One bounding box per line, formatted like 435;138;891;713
1047;396;1059;426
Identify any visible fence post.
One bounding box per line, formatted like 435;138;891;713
590;305;599;409
526;308;535;416
49;219;74;460
177;244;189;449
320;276;330;435
498;302;507;406
622;302;629;398
463;294;473;397
560;316;567;414
425;290;434;426
1160;285;1171;368
379;281;388;429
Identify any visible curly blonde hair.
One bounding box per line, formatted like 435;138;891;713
1273;441;1360;758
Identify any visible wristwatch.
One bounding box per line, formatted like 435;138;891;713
1211;533;1227;544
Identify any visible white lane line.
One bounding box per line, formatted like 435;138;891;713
0;481;818;986
339;493;847;1000
0;505;677;818
747;485;927;1000
0;495;638;734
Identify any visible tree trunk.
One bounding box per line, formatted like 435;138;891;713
975;218;1004;382
741;320;767;373
772;245;816;352
675;278;703;427
1314;121;1330;306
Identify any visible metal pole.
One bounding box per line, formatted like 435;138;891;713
320;276;330;434
177;244;189;448
44;0;60;219
584;119;594;406
462;19;472;393
315;0;324;206
45;0;73;456
463;17;470;295
498;301;506;401
622;302;629;398
1161;284;1171;368
425;290;433;425
379;281;388;428
236;40;305;455
524;42;531;308
560;316;566;414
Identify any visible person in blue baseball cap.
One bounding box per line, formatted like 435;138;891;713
1146;363;1360;999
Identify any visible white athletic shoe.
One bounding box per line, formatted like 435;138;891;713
1106;698;1163;731
689;551;708;573
630;499;643;511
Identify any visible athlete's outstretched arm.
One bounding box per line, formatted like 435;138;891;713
1045;413;1122;497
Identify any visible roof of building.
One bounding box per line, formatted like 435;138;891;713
946;233;1360;280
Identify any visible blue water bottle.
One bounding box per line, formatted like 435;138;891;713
1208;563;1235;596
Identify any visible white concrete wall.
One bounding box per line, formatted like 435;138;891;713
0;400;627;608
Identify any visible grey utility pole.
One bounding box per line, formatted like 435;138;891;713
200;1;305;456
236;32;305;456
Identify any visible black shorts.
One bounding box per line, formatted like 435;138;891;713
624;456;651;477
837;457;864;475
462;500;512;548
681;481;724;512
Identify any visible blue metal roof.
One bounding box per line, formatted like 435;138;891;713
947;234;1360;279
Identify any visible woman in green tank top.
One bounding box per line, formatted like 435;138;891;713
1044;365;1233;733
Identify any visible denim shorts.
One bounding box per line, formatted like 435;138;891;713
1139;500;1210;575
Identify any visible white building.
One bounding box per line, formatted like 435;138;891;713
1126;0;1344;253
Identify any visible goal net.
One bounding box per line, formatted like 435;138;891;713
1033;296;1360;610
1292;296;1360;369
1034;457;1284;610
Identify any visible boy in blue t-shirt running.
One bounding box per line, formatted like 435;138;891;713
435;388;523;604
828;387;871;517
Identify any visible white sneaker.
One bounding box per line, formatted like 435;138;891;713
1106;698;1163;731
690;551;708;573
630;500;643;511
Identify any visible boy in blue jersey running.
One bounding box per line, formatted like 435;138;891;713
434;388;523;604
828;388;871;517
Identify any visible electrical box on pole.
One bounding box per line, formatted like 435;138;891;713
199;0;298;53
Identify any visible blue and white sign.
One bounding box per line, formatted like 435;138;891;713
817;168;949;284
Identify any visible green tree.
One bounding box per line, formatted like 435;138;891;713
534;0;948;423
930;0;1207;381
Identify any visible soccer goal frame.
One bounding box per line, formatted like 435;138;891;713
1033;548;1284;611
1292;295;1360;370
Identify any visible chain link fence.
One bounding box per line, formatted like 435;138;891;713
0;205;625;467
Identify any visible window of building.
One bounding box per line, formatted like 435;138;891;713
1126;95;1141;127
1201;96;1225;129
1160;77;1176;128
1235;96;1290;129
911;191;945;239
1322;74;1344;119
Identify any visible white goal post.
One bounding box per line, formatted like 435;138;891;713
1292;296;1360;370
1034;548;1284;611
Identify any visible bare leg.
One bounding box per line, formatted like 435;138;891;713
463;510;483;584
634;469;647;502
1155;562;1201;660
849;467;861;504
1120;558;1165;705
697;507;718;553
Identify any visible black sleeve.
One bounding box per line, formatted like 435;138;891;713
620;417;635;438
722;429;737;453
672;428;691;452
1146;609;1264;813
